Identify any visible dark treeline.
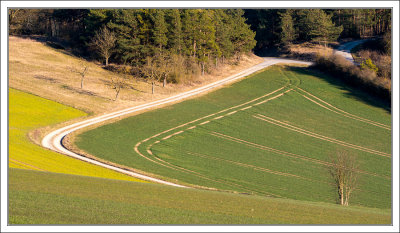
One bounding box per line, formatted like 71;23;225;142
8;8;391;90
244;9;391;50
9;9;256;84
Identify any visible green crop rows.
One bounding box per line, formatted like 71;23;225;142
76;65;391;209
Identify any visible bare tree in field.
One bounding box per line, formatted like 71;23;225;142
92;26;116;66
110;73;126;101
328;149;359;206
68;62;89;89
142;57;158;94
159;54;172;88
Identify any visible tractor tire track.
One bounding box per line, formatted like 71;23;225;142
134;86;294;194
43;58;311;187
296;88;390;130
210;131;389;180
9;158;47;172
254;114;390;158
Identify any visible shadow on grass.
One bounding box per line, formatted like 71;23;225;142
22;35;92;60
286;66;391;114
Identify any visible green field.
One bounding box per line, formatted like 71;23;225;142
8;88;145;182
76;65;391;209
9;168;391;224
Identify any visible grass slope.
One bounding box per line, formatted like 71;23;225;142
9;168;391;224
76;65;391;209
9;88;144;182
9;36;262;114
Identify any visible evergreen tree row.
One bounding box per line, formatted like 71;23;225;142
86;10;254;67
245;9;391;50
9;9;256;82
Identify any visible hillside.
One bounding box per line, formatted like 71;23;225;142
5;6;395;227
9;168;390;224
9;36;263;115
8;88;145;182
76;65;391;209
7;35;392;225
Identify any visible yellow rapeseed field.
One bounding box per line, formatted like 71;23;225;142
9;88;146;182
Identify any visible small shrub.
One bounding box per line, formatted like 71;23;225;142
361;59;378;74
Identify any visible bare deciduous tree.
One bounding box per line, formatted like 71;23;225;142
142;57;159;94
92;26;116;66
158;54;172;88
142;55;173;93
68;62;89;89
328;149;359;206
110;74;126;101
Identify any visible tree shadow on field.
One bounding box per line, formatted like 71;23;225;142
22;35;90;60
100;78;146;94
286;66;391;114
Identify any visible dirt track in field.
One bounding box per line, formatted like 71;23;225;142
43;58;311;187
42;40;376;187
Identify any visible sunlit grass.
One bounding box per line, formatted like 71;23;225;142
9;169;391;224
9;88;146;182
76;65;391;208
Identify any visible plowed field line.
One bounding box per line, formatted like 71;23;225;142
185;151;384;195
254;114;390;158
296;88;390;130
140;88;293;151
9;158;47;172
210;131;389;180
135;85;289;151
135;143;278;196
43;58;311;186
186;151;312;181
134;86;293;193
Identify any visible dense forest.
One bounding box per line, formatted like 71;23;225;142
245;9;391;51
9;9;391;85
9;9;256;84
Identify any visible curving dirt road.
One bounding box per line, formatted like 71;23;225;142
334;39;370;64
41;58;311;187
41;40;366;187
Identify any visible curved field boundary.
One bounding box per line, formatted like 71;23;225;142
295;88;390;130
137;79;389;193
42;58;312;187
133;86;294;194
254;114;390;158
137;87;293;157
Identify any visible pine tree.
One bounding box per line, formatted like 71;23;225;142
84;9;112;42
106;9;141;64
197;10;218;75
228;9;256;61
167;9;183;54
152;9;168;56
214;9;231;66
298;9;343;46
279;10;295;45
182;9;200;58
